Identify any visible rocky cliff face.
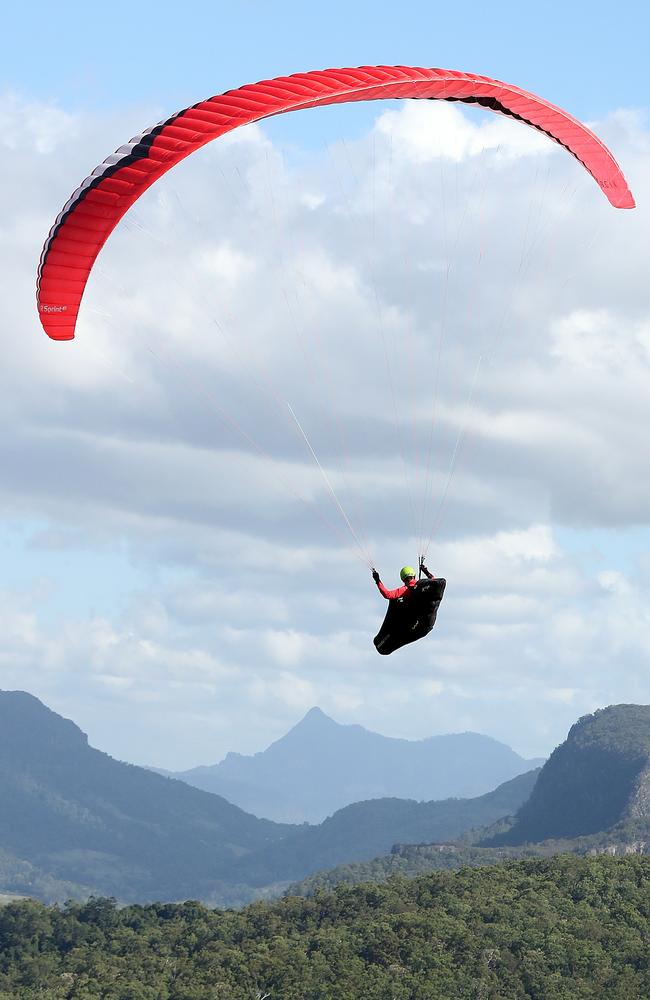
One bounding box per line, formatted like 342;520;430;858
628;761;650;820
588;842;647;856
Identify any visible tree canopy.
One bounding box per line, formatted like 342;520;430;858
1;855;649;998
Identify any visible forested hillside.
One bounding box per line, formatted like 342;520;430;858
1;856;649;999
230;768;539;885
484;704;650;845
0;691;290;904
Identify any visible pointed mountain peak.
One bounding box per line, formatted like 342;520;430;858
298;707;337;727
275;707;341;744
262;708;376;762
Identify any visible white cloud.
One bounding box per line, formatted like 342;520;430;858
263;629;306;667
196;242;256;284
0;93;79;154
375;101;552;164
550;309;650;373
0;92;649;765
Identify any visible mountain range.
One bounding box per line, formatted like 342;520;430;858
164;705;543;822
0;690;537;905
3;690;649;909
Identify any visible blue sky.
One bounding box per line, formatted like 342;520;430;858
1;0;649;772
8;0;649;119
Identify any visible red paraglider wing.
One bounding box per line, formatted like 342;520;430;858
37;65;635;341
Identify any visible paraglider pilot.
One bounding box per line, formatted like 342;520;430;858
372;560;435;600
371;559;445;655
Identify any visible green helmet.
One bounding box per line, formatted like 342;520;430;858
400;566;416;583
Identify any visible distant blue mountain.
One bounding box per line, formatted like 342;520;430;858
170;706;544;822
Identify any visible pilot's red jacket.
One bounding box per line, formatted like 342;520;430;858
375;566;434;600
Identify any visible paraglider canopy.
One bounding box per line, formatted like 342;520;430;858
37;64;634;341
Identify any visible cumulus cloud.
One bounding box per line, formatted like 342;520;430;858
0;91;649;764
375;100;553;163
